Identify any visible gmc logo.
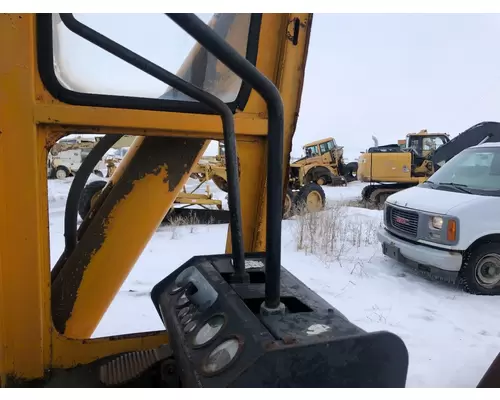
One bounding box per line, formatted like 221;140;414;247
395;216;409;225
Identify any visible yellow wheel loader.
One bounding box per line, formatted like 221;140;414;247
0;12;498;388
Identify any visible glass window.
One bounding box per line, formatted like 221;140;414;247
50;13;254;103
305;145;319;157
423;136;447;151
409;138;420;150
427;146;500;195
319;140;335;154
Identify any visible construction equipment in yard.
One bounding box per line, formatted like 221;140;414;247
78;137;322;224
3;12;497;388
289;137;358;188
76;136;232;224
190;151;230;193
358;122;500;205
357;129;451;205
82;159;322;226
199;140;328;217
80;146;227;223
189;139;326;218
48;135;109;179
78;166;229;225
196;140;328;217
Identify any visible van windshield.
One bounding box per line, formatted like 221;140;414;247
423;146;500;196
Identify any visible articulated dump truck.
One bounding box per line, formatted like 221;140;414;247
1;13;499;388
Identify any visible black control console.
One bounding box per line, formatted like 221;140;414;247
151;252;409;387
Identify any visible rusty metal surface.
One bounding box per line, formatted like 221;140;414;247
51;136;206;334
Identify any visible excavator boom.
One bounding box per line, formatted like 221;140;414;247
432;121;500;167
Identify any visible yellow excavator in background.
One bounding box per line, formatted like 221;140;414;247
358;123;500;206
0;13;498;388
357;129;450;204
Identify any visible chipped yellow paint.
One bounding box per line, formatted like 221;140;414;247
0;12;313;382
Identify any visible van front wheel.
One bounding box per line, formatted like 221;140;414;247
460;242;500;295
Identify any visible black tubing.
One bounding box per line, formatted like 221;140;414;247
52;133;121;282
64;134;121;250
167;14;285;309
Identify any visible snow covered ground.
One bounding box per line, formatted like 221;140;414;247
47;177;500;388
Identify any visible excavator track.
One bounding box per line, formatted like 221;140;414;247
361;183;417;206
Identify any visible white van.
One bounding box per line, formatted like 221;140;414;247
378;142;500;295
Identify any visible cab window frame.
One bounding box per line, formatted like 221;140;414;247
319;140;335;155
305;145;319;157
36;13;263;115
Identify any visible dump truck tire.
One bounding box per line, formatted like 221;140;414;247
459;241;500;295
78;180;107;220
316;176;329;186
283;188;295;219
293;183;326;213
304;166;332;185
344;162;358;182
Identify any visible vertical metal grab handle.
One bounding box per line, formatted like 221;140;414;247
167;14;285;310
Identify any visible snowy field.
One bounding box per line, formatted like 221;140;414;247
47;177;500;388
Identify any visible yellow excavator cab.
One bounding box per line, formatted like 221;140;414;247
6;12;497;388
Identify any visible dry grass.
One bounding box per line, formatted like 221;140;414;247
292;200;382;272
162;211;208;239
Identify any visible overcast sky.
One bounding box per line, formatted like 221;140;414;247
296;13;500;161
56;13;500;161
